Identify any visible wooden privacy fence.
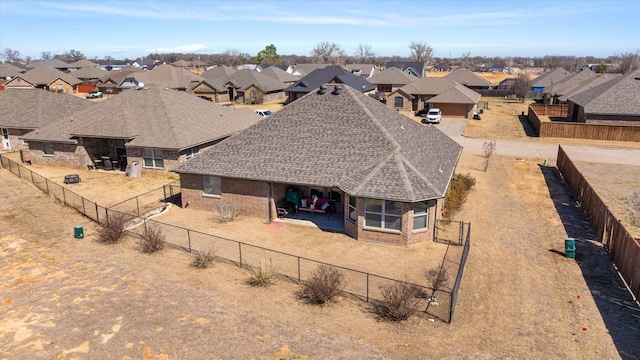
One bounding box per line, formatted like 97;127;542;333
529;105;640;142
556;145;640;300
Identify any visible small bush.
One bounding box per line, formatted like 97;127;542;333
299;265;345;305
139;224;165;253
191;249;216;269
213;201;241;223
628;191;640;227
246;260;278;287
482;140;497;172
97;213;128;244
370;281;422;321
443;173;476;219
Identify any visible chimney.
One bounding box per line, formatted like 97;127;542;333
332;85;343;95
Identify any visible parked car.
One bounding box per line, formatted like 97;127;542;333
255;109;272;118
421;108;442;124
85;90;103;99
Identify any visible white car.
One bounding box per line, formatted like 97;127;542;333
421;108;442;124
255;109;272;118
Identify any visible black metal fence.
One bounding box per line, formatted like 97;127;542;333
0;154;470;323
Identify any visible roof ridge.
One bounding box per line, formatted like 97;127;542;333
394;154;415;200
400;156;442;197
348;88;401;151
349;153;394;195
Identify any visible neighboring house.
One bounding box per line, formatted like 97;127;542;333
344;64;377;79
94;68;140;95
0;62;24;85
173;84;462;245
221;69;287;103
0;89;93;151
4;64;81;94
388;77;480;118
366;67;417;95
260;66;301;85
566;69;640;125
26;59;74;72
70;59;99;68
70;66;110;82
237;64;263;72
98;60;131;71
188;79;231;103
290;63;329;76
444;69;492;90
285;65;375;103
529;67;572;96
275;64;294;73
21;86;262;172
201;65;237;80
386;62;426;77
171;59;190;68
542;69;620;104
120;64;204;91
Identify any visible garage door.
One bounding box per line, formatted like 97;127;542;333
432;103;470;118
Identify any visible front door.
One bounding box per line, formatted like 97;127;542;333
1;128;10;149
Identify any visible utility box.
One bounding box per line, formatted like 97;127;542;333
126;161;141;178
74;225;84;239
565;238;575;259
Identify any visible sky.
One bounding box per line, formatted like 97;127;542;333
1;0;639;61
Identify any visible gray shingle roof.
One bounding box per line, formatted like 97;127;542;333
201;65;237;80
367;67;417;85
444;70;492;88
225;69;287;92
26;59;73;69
0;62;24;78
0;89;93;129
70;66;110;80
173;85;462;202
261;66;300;83
397;77;459;96
285;65;375;94
427;84;481;104
291;63;330;76
386;62;425;77
568;69;640;115
19;64;81;86
344;64;376;78
22;85;262;150
553;72;620;101
132;64;204;89
529;68;571;88
70;59;98;68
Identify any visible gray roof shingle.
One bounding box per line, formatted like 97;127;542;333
19;64;82;86
173;85;462;202
70;66;110;80
285;65;375;94
529;68;571;88
201;65;237;80
261;66;301;83
0;89;94;129
568;68;640;115
367;67;417;85
22;85;262;149
225;69;287;92
444;70;492;88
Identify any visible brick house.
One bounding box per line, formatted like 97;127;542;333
222;69;288;104
367;67;417;96
21;86;261;173
285;65;375;103
0;89;93;151
173;84;462;245
4;64;81;94
444;70;492;90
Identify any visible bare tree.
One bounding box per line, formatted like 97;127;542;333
541;55;564;69
354;43;375;64
222;48;248;66
40;51;52;60
311;41;346;64
618;50;640;74
408;41;433;63
513;73;531;102
2;48;22;62
55;49;85;62
482;141;497;172
460;52;471;69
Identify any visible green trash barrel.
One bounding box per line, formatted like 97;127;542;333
74;225;84;239
565;238;575;259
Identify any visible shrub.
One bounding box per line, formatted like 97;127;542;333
246;260;278;287
213;201;241;223
299;265;345;305
443;173;476;219
97;213;128;244
370;281;422;321
482;140;497;172
628;191;640;227
139;224;165;253
191;249;216;269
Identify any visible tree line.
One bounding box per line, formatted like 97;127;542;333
3;43;639;74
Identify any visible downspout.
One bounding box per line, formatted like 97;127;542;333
268;182;273;223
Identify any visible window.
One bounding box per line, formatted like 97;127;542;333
57;84;64;90
348;195;357;223
185;146;199;160
43;143;54;156
143;148;164;168
365;199;402;231
413;202;429;230
379;85;392;92
394;96;403;108
203;176;221;196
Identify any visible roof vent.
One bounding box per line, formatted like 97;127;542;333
332;85;343;95
318;85;327;94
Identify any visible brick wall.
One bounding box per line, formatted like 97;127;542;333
28;142;88;168
48;79;75;94
6;128;30;151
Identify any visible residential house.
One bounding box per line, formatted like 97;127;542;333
285;65;375;103
71;66;111;82
275;64;294;74
444;69;492;90
119;64;204;91
70;59;99;68
26;59;74;72
290;63;330;76
4;64;81;94
225;69;287;103
201;65;237;80
344;64;377;79
386;62;426;77
21;86;262;172
542;69;620;104
173;84;462;245
367;67;417;95
566;69;640;125
0;62;24;86
0;89;93;151
261;66;301;85
98;60;131;71
529;68;571;97
388;77;480;117
94;68;140;95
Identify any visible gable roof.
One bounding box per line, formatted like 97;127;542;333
22;86;262;150
173;85;462;202
0;89;93;129
344;64;376;78
291;63;330;76
19;64;82;86
386;62;425;77
131;64;204;89
70;59;98;68
426;84;481;104
98;68;141;84
27;59;73;69
285;65;375;94
556;73;620;102
444;70;492;88
397;77;460;96
70;66;110;80
261;66;300;83
568;69;640;115
201;65;237;80
529;68;571;88
225;69;287;92
367;67;417;85
0;62;24;78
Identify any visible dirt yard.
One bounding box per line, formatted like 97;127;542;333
2;150;638;359
462;97;533;139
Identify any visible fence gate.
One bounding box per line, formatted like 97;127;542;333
434;219;466;245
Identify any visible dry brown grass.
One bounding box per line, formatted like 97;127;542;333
463;97;532;139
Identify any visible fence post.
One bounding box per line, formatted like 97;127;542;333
297;257;301;283
95;203;99;223
17;163;20;178
136;197;140;216
82;198;86;215
30;170;34;184
239;242;243;268
163;185;167;203
105;208;109;226
459;221;464;245
187;229;192;253
366;273;369;302
62;187;66;206
45;178;49;194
